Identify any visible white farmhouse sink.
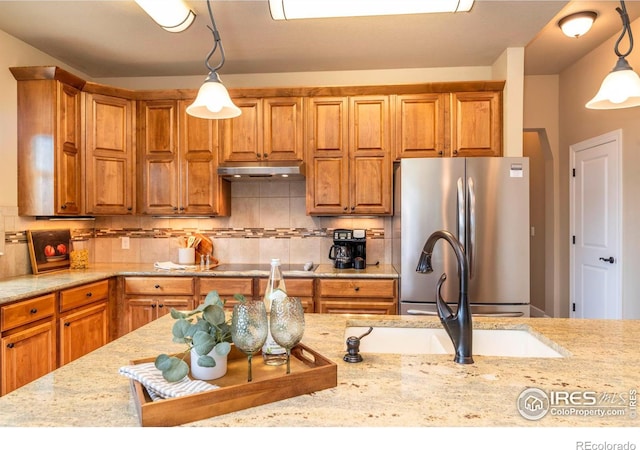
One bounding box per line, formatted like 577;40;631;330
344;326;566;358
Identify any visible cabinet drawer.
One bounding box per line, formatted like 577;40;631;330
318;279;396;298
59;280;109;312
125;277;194;295
258;278;314;297
1;293;56;332
199;278;254;297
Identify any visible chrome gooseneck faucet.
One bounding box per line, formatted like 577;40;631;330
416;230;473;364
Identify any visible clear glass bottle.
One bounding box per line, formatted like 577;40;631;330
262;258;288;366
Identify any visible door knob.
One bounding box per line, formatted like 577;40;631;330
599;256;615;264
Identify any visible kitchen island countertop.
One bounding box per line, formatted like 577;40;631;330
0;313;637;427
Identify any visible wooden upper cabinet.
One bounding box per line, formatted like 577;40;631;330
137;99;180;215
306;96;392;215
220;97;303;162
395;93;448;159
451;91;502;157
349;96;392;214
12;67;85;216
137;98;230;216
178;100;230;216
85;93;135;215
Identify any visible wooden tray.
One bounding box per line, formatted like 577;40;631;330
129;343;337;426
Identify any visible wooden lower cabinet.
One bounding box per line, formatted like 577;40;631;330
1;293;57;396
316;278;397;315
257;278;314;313
122;276;195;334
58;280;110;365
198;278;254;309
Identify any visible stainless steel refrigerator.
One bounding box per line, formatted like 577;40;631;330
392;157;530;317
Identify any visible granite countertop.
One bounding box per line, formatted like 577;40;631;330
0;313;637;427
0;263;398;306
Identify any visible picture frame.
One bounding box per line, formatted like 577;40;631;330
27;229;71;274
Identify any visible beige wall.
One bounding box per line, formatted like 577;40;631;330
557;19;640;319
524;20;640;318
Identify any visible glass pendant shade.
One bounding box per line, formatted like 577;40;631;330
135;0;195;32
186;73;241;119
586;58;640;109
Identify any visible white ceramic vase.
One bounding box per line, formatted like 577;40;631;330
190;347;228;380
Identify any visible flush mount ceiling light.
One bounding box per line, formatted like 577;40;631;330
186;0;241;120
558;11;597;38
586;0;640;109
268;0;474;20
135;0;196;32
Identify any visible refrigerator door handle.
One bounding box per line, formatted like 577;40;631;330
467;176;476;278
406;309;439;316
456;177;465;245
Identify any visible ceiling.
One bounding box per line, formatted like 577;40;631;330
0;1;639;79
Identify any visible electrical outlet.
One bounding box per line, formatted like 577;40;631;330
121;236;130;249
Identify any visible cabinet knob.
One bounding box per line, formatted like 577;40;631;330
343;207;348;211
354;286;360;292
173;206;178;211
158;304;164;308
453;150;458;155
61;204;67;210
64;322;71;327
179;207;185;211
351;206;355;211
151;304;156;308
438;150;443;156
127;207;133;211
263;153;268;159
7;343;14;349
30;308;38;314
86;292;92;297
154;284;161;289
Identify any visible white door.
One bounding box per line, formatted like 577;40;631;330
570;130;621;319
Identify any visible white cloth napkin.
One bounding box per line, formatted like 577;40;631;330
119;362;219;401
154;261;193;270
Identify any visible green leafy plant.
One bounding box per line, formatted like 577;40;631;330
154;291;244;382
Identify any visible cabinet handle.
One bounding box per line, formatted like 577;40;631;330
438;150;443;156
263;153;268;159
173;206;178;211
127;207;133;211
256;153;261;159
7;343;14;349
64;322;71;327
61;204;67;210
158;304;164;308
154;284;161;289
151;304;156;308
453;149;458;155
179;207;185;211
86;292;92;297
354;286;360;292
343;207;348;211
351;206;355;211
30;308;38;314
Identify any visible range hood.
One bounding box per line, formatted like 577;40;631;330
218;161;305;180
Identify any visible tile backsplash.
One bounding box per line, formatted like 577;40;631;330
1;180;392;278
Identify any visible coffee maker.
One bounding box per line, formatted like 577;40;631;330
328;229;366;269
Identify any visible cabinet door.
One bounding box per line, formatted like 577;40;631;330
137;100;180;214
1;320;56;395
125;297;192;333
395;93;448;158
59;301;109;365
258;278;314;312
85;93;135;214
56;82;83;215
179;100;230;216
219;98;262;162
263;97;303;161
349;96;392;215
306;97;349;215
451;91;502;157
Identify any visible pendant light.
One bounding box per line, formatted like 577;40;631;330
586;0;640;110
135;0;196;33
186;0;241;119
